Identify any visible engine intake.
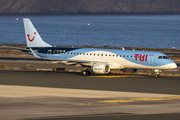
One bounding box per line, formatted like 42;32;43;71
91;63;110;74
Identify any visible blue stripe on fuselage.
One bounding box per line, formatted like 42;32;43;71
25;47;174;67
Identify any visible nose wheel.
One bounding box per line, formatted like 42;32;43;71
155;73;160;78
154;69;162;78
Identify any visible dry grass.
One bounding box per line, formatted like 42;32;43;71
20;65;37;71
0;64;13;70
0;50;32;57
0;64;37;71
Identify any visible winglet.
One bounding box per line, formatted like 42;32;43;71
30;48;41;58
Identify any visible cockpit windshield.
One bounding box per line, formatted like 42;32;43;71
163;56;169;59
158;56;169;59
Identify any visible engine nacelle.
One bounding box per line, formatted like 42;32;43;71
91;63;110;74
121;69;138;73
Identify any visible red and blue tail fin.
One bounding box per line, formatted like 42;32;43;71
23;18;52;47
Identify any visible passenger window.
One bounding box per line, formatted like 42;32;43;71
67;52;69;54
109;54;111;57
127;55;129;57
97;54;99;56
120;55;121;57
101;54;103;56
77;53;79;55
83;53;85;55
90;53;92;55
86;53;88;55
94;54;96;56
105;54;107;56
116;55;118;57
130;56;132;58
123;55;125;57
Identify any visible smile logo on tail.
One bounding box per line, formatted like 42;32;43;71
27;32;36;42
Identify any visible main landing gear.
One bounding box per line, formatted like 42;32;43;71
82;69;91;75
154;69;162;78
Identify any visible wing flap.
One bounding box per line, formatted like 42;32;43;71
46;58;109;66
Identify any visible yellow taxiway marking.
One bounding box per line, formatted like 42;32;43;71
98;96;180;103
78;103;109;106
79;96;180;106
89;75;144;78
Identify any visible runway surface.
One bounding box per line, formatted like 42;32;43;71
0;70;180;120
0;56;180;120
0;70;180;94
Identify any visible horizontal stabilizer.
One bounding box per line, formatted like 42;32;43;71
2;46;31;51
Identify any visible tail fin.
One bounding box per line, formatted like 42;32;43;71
23;18;52;47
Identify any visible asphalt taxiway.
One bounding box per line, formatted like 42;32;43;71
0;70;180;94
0;56;180;120
0;70;180;120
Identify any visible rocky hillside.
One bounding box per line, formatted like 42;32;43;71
0;0;180;15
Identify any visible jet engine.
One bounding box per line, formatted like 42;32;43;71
91;63;110;74
121;69;138;73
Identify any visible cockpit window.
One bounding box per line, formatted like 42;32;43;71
158;56;162;59
158;56;169;59
163;56;169;59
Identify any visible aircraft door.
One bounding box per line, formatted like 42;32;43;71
100;52;104;59
148;55;154;64
47;50;52;58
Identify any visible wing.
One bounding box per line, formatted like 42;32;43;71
46;58;108;66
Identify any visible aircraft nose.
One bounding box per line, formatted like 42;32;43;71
169;63;177;69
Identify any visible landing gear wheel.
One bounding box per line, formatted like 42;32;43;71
82;69;91;76
154;69;161;78
155;74;160;78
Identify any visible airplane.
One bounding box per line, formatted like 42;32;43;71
21;18;177;78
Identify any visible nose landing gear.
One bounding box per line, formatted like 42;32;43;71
154;69;162;78
155;73;160;78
